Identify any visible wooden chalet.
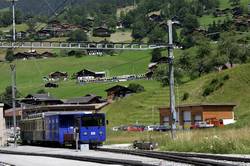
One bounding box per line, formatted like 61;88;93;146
159;103;236;129
105;85;135;102
75;69;106;79
49;71;68;80
13;52;41;59
93;26;111;37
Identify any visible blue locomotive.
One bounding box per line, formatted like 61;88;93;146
20;111;107;148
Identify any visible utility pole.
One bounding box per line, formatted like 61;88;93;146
12;0;17;42
167;20;177;139
10;64;17;147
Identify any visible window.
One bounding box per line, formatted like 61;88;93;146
82;115;104;127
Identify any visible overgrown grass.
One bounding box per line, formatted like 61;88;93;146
159;127;250;154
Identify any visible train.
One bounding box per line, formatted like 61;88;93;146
20;111;107;148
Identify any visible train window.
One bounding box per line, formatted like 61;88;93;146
82;115;104;127
59;115;74;128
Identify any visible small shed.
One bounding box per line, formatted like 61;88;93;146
159;103;236;129
105;85;135;102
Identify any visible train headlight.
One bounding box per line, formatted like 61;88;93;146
99;131;103;135
83;132;88;136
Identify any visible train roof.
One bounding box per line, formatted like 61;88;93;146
43;111;104;116
23;111;105;120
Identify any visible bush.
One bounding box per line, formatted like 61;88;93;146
37;89;46;94
182;92;189;101
202;75;229;97
5;49;14;62
128;83;145;93
223;74;230;81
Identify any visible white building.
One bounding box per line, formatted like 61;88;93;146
0;103;7;146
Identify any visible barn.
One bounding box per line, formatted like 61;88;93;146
159;103;236;129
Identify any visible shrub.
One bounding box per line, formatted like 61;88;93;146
223;74;230;81
202;75;230;97
128;83;145;93
5;49;14;62
182;92;189;101
37;89;46;94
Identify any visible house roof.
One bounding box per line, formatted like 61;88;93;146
49;71;68;76
147;10;161;17
65;94;103;104
159;103;237;110
105;85;134;93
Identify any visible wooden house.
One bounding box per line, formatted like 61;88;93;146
49;71;68;80
93;27;111;37
75;69;106;79
105;85;135;102
159;103;236;129
13;52;41;59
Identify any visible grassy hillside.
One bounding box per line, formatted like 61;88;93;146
0;50;152;98
104;63;250;153
104;63;250;127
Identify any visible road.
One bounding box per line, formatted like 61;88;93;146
0;154;121;166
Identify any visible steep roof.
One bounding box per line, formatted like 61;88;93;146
65;94;105;104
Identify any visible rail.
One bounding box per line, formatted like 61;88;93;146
0;150;154;166
0;41;167;50
96;148;247;166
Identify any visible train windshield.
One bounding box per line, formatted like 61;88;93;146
82;115;104;127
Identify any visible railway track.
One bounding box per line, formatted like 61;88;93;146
97;148;249;166
0;162;14;166
0;150;154;166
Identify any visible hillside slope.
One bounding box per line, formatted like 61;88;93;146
104;63;250;128
0;51;151;98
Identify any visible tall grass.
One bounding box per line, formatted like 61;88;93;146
106;127;250;154
158;127;250;154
